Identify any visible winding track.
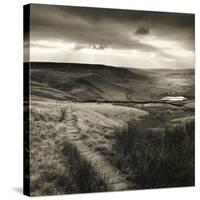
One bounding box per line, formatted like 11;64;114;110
57;105;134;191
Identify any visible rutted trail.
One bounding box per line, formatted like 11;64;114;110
57;105;134;191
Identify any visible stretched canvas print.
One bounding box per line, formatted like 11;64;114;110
23;4;195;196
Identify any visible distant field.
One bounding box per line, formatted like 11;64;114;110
30;62;194;102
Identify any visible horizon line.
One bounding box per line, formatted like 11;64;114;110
25;61;195;70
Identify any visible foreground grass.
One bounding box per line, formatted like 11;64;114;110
30;139;109;196
30;100;194;193
113;120;194;189
30;102;109;196
61;142;109;193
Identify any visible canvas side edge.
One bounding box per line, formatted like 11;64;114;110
23;4;31;196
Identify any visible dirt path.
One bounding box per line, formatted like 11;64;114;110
57;105;134;191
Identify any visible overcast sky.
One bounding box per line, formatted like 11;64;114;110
29;4;195;69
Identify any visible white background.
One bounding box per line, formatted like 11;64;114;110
0;0;199;199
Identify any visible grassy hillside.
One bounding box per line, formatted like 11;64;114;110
30;99;148;195
29;62;194;102
28;62;194;194
30;99;194;193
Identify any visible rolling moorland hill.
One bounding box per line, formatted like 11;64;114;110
27;62;194;194
29;62;194;102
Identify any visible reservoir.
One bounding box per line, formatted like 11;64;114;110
161;96;187;102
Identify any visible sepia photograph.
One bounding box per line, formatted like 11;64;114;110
24;4;195;196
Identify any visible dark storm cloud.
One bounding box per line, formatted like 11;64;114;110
30;4;194;52
29;4;194;67
135;27;150;35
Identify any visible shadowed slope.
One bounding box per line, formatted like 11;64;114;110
30;62;194;102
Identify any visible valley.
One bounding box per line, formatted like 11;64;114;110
28;62;194;195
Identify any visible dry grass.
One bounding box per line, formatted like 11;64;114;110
113;119;194;188
30;100;112;196
29;99;194;194
31;100;147;158
61;142;109;193
72;102;147;154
